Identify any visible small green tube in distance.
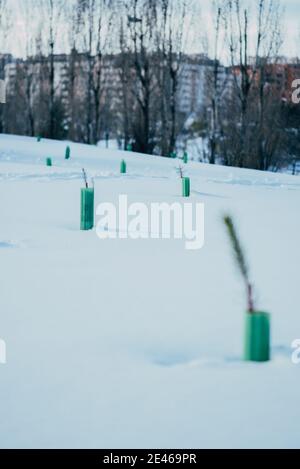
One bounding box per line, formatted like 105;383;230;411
183;152;188;164
46;157;52;167
37;136;42;142
120;160;127;174
80;187;94;231
182;177;190;197
65;146;71;160
244;312;270;362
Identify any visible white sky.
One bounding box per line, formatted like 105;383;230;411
5;0;300;60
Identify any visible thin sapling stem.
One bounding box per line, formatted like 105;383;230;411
82;168;88;188
177;165;184;179
223;215;255;313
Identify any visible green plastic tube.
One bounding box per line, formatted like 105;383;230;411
182;177;190;197
126;143;132;152
80;188;94;231
46;157;52;167
37;136;41;142
65;146;71;160
120;160;127;174
183;152;188;164
244;312;270;362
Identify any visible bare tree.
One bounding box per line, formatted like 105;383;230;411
65;0;84;141
76;0;115;144
157;0;188;156
206;1;228;164
118;15;133;149
16;1;45;136
126;0;159;154
92;1;114;144
39;0;65;138
223;0;282;168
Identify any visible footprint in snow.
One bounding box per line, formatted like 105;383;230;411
0;240;19;249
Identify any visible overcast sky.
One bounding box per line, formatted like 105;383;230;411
6;0;300;59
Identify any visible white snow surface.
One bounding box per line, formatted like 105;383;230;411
0;134;299;449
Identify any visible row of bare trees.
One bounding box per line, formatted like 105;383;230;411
1;0;191;155
201;0;300;171
0;0;299;171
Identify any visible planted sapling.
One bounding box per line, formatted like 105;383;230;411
176;166;190;197
223;215;270;362
80;168;94;230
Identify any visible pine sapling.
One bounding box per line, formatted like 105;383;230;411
223;215;254;313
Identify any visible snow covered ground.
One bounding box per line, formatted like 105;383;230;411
0;134;299;449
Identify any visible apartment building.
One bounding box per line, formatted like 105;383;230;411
177;54;230;116
4;52;232;120
231;59;300;102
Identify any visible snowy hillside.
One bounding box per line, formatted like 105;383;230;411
0;134;299;449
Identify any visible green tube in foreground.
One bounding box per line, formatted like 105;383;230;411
182;177;190;197
46;157;52;167
244;312;270;362
80;188;94;231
